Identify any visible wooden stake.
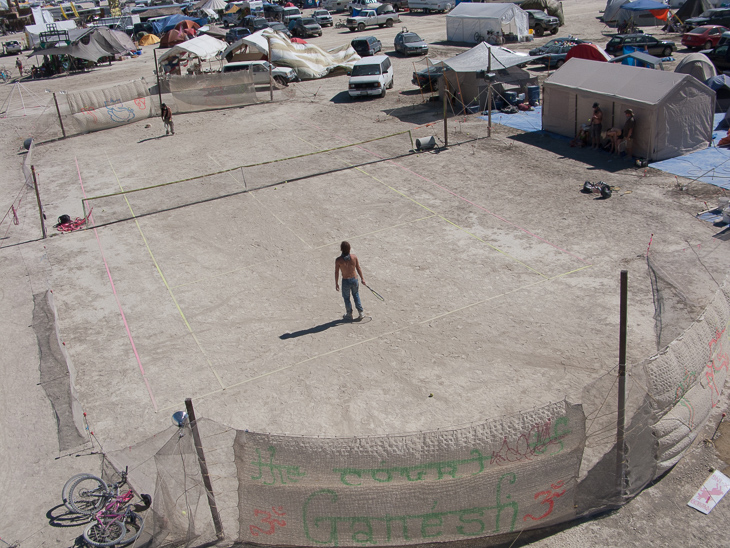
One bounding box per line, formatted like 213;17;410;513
53;92;66;138
31;166;46;239
185;398;225;540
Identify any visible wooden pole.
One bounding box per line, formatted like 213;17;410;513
185;398;225;540
52;92;66;138
153;48;163;108
31;166;46;239
487;83;492;139
267;35;273;102
616;270;628;498
442;77;448;147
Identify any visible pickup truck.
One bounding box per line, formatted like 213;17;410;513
407;0;452;14
347;9;399;31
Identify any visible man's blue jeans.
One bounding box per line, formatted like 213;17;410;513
341;277;363;315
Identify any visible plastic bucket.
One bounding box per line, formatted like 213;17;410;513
504;91;517;105
527;85;540;106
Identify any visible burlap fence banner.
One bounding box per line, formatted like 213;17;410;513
168;71;257;113
62;79;154;134
644;284;730;474
233;400;585;546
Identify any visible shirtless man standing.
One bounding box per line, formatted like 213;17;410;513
335;241;366;321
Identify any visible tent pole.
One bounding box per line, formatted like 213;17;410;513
487;83;492;138
267;35;273;102
153;48;162;108
443;76;448;147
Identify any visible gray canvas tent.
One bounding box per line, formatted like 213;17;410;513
446;3;530;44
675;52;717;82
438;42;537;111
543;58;714;161
27;28;135;62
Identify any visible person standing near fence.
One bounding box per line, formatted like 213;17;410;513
16;57;23;78
161;103;174;135
335;241;366;321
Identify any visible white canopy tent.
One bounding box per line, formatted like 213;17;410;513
201;0;228;9
446;3;529;44
542;58;714;161
158;34;229;65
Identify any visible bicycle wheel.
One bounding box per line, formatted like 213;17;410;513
121;511;145;545
68;475;109;515
84;520;127;547
62;473;95;511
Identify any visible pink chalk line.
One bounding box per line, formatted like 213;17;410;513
75;157;158;412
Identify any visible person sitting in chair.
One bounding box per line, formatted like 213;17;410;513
607;109;635;157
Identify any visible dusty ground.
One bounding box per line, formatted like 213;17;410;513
1;1;730;546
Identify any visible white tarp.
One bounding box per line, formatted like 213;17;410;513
446;3;529;44
542;58;715;161
25;20;78;48
442;41;531;72
202;0;228;9
225;29;360;79
158;34;228;64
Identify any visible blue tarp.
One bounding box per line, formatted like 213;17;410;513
152;15;208;36
705;74;730;92
619;0;669;11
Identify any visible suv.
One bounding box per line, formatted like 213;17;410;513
685;8;730;31
225;27;252;44
605;34;676;57
282;6;302;24
526;10;559;37
222;60;298;86
351;35;381;56
529;36;587;56
348;54;393;98
289;17;323;38
394;30;428;56
312;9;333;27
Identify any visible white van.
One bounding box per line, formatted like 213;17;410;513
282;6;302;23
348;55;394;98
323;0;347;12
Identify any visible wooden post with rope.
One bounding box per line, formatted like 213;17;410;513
31;165;46;239
52;92;66;138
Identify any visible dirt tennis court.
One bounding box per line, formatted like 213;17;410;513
30;96;719;452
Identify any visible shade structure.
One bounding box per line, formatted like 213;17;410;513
446;3;530;44
201;0;227;9
542;58;714;161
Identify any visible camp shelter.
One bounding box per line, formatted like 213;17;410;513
438;41;536;111
675;52;716;82
674;0;711;22
604;0;630;23
542;58;714;161
565;43;611;62
138;33;161;46
617;0;670;27
160;28;189;48
25;20;77;48
158;34;228;74
27;27;135;62
609;50;665;69
705;74;730;111
446;3;530;44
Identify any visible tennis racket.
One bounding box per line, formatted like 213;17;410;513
363;283;385;302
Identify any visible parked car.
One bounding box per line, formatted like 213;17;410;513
536;44;573;68
222;10;242;28
312;9;334;27
411;63;445;89
289;17;323;37
526;9;560;37
225;27;252;44
243;15;269;32
222;60;298;86
394;30;428;56
3;40;22;55
348;54;393;98
685;7;730;31
263;4;285;22
267;21;292;37
351;35;382;56
529;36;587;56
681;25;728;50
705;44;730;71
282;6;302;24
604;34;676;57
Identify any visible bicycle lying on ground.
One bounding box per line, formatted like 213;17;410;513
62;468;149;546
335;19;348;29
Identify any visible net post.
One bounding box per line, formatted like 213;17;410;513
267;35;273;103
443;76;449;147
185;398;225;540
153;48;163;109
408;130;414;152
82;199;87;228
616;270;628;499
52;92;66;139
31;166;47;239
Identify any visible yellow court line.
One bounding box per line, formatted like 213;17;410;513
158;263;594;413
170;214;437;289
106;156;225;390
293;134;548;279
208;152;313;249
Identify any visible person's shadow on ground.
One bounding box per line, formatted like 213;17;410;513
137;135;168;144
280;318;347;339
